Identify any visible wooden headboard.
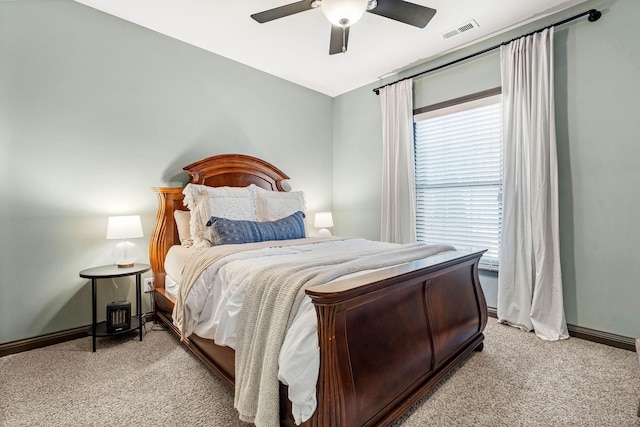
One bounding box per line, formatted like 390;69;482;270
149;154;289;289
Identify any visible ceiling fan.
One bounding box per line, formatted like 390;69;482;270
251;0;437;55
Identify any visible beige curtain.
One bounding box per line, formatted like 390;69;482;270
498;28;569;341
380;79;416;244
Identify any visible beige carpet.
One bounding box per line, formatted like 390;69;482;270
1;320;639;426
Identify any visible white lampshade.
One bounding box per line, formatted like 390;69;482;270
106;215;143;268
106;215;143;240
321;0;368;26
314;212;334;228
314;212;334;237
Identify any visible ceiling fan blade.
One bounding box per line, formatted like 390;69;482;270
367;0;436;28
251;0;316;23
329;25;350;55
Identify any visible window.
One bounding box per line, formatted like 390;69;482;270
414;92;502;270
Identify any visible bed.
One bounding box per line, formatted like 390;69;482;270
149;153;488;427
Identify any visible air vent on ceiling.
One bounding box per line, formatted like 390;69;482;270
441;19;479;39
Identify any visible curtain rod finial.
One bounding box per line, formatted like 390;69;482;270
588;9;601;22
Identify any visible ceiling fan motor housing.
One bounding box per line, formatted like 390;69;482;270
321;0;368;27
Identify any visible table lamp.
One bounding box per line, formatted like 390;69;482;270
106;215;143;268
314;212;334;237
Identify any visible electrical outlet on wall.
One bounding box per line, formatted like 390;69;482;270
144;277;154;293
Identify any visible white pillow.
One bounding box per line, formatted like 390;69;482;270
182;183;257;247
253;186;307;236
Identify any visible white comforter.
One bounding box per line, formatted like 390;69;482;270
168;238;448;424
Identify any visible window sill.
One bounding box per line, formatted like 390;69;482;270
478;268;498;277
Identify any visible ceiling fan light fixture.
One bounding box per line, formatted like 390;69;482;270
321;0;368;27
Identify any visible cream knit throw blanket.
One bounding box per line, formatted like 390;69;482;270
233;242;454;427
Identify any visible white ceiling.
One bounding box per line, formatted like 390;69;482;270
74;0;588;97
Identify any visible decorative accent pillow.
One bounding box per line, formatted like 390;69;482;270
206;211;306;245
253;186;307;229
182;183;257;247
173;210;192;247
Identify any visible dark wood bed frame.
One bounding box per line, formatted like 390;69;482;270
149;154;488;427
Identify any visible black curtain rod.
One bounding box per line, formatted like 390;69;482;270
373;8;602;95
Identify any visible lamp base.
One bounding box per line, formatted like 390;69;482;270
112;240;139;268
116;263;135;268
318;228;332;237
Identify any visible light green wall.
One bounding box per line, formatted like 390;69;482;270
334;0;640;338
555;0;640;337
0;1;333;344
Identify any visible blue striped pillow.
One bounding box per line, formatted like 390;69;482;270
206;211;306;245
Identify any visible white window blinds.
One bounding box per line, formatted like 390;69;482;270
414;95;502;269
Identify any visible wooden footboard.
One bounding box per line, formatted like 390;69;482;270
305;249;487;427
